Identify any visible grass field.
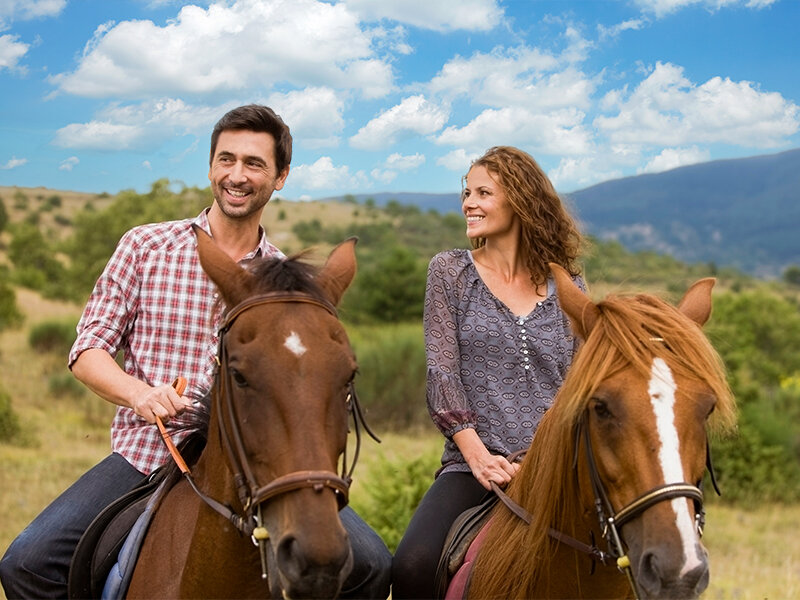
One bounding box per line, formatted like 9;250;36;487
0;256;798;598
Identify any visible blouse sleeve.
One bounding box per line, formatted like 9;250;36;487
423;253;478;437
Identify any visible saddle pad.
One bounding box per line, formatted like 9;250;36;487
444;517;493;600
433;493;498;599
100;476;175;600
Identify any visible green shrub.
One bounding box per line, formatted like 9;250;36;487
349;450;441;552
0;278;23;331
29;320;77;354
348;323;428;429
711;422;800;504
48;373;87;398
0;386;21;442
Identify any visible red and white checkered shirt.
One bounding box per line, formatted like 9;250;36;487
69;209;284;474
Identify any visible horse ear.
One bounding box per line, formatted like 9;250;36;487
317;237;358;307
677;277;715;326
549;263;599;340
193;224;255;307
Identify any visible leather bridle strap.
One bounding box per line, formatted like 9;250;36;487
489;481;612;564
613;483;704;529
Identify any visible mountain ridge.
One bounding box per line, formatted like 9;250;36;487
317;148;800;278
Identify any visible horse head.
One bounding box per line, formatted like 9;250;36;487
551;264;735;599
194;226;357;599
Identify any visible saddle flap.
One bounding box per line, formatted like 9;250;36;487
68;467;167;600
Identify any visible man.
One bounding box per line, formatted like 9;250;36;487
0;104;391;599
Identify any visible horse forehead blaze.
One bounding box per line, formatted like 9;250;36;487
647;357;707;577
284;330;307;357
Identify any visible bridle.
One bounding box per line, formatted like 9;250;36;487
491;413;719;600
158;290;377;580
579;417;716;599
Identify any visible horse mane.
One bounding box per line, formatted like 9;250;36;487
246;250;324;298
469;290;736;599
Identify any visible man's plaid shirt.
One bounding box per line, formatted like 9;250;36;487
68;209;283;474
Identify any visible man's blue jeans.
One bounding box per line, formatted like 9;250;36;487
0;452;391;599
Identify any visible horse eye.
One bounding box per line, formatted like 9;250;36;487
592;399;612;419
231;369;248;388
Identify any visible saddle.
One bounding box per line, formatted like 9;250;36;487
434;493;498;599
68;435;206;599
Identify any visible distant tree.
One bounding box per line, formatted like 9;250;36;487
8;223;65;293
0;276;23;331
292;219;324;245
348;246;427;322
0;195;8;233
782;265;800;287
12;190;28;210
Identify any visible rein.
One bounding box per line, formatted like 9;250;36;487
157;291;378;578
490;416;718;600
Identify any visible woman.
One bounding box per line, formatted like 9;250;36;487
392;146;585;599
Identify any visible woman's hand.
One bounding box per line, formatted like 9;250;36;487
453;428;520;490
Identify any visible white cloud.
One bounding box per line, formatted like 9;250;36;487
0;0;66;22
638;146;710;174
49;0;393;100
52;98;229;151
267;86;346;148
428;43;595;111
0;33;28;70
633;0;778;18
385;152;425;171
549;156;623;193
343;0;503;32
0;155;26;169
595;62;799;149
288;156;367;190
370;168;397;184
598;19;647;41
350;95;448;150
58;156;79;171
436;148;479;172
436;106;593;156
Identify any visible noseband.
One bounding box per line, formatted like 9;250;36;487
165;291;376;579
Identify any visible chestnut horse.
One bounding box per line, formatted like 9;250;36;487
127;228;363;599
454;265;736;599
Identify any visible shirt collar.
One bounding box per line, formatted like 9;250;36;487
192;208;284;262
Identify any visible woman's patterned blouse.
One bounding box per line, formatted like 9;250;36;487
424;249;585;475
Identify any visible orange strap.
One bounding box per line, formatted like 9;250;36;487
155;377;190;474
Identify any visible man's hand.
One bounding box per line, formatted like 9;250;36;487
131;382;191;424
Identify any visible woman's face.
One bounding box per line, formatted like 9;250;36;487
462;165;519;241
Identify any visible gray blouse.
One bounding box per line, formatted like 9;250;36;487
424;249;584;475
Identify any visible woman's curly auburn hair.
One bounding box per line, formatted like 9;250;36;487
465;146;584;289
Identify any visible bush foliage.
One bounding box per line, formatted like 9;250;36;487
28;320;77;355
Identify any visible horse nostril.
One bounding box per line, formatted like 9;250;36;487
637;551;663;597
683;560;710;595
277;535;307;582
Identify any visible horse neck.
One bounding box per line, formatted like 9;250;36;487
191;404;240;505
470;413;627;598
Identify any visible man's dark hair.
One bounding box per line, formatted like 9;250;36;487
209;104;292;174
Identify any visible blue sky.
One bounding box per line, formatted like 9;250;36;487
0;0;798;200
